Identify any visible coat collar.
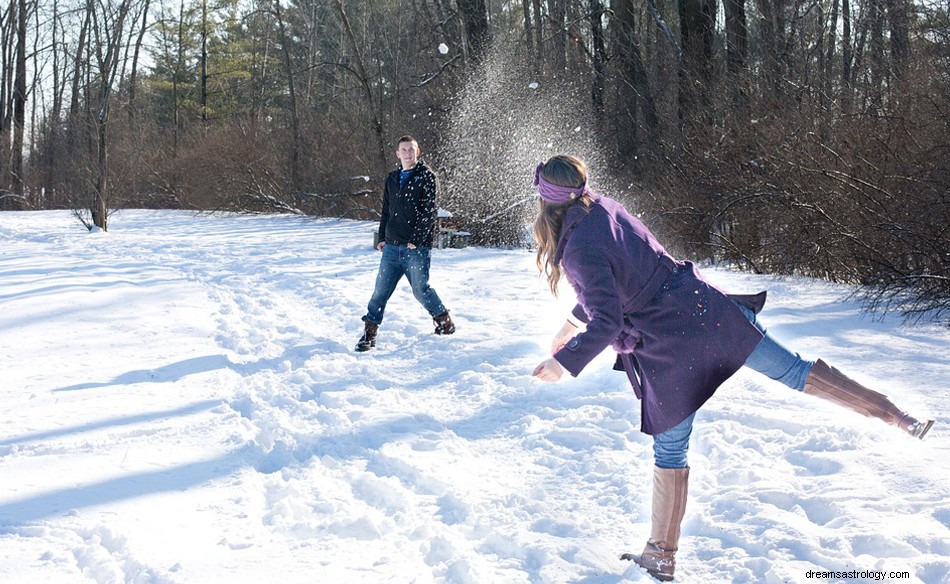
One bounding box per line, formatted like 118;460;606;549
553;194;600;264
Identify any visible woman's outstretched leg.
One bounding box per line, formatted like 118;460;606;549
804;359;934;439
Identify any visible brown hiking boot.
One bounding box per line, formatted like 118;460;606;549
433;311;456;335
355;321;378;352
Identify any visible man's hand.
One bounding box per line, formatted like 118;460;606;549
407;242;417;249
376;242;385;251
532;358;564;382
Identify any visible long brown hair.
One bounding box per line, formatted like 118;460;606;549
533;155;591;295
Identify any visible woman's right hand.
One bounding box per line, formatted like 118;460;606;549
532;358;564;382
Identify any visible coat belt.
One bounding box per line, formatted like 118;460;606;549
621;254;679;315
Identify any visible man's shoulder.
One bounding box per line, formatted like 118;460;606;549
413;162;438;191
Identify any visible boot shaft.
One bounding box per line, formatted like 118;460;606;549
803;359;932;438
651;466;689;551
623;466;689;581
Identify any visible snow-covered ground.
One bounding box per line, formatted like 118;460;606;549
1;209;947;584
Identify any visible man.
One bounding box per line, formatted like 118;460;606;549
356;135;456;352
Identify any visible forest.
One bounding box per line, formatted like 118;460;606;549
1;0;949;322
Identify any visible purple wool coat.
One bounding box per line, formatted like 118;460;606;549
551;195;765;435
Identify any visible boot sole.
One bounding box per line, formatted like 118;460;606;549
913;419;935;439
620;553;674;581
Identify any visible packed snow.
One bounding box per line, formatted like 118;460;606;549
1;210;948;584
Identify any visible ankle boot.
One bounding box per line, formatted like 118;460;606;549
621;466;689;581
804;359;934;439
433;311;456;335
355;321;378;352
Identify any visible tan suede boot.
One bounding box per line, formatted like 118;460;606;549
621;466;689;581
804;359;934;439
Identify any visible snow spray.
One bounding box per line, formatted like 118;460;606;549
432;39;613;246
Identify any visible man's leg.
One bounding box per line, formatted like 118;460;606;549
364;244;405;325
403;247;450;320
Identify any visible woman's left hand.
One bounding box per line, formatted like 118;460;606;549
532;358;564;382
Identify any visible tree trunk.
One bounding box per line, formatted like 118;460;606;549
590;0;606;117
334;0;387;172
824;0;838;115
678;0;717;124
531;0;542;75
887;0;909;85
8;0;28;207
724;0;748;108
611;0;660;160
841;0;852;113
127;0;149;116
869;0;885;112
522;0;533;66
200;0;207;121
457;0;489;62
90;0;135;231
550;0;567;74
274;0;300;191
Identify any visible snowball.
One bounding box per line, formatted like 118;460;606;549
438;43;449;55
528;82;539;89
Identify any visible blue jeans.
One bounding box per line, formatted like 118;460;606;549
363;244;447;325
733;302;814;391
654;413;695;469
652;302;815;469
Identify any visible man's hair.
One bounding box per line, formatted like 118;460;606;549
397;134;418;147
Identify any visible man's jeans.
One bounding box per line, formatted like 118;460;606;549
652;302;815;469
363;244;446;325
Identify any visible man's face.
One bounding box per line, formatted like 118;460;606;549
396;140;419;169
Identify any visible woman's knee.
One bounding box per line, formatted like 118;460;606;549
653;440;689;469
652;414;694;469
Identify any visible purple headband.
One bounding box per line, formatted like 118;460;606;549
534;162;588;204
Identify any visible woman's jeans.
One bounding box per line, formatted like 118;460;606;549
363;244;447;325
653;302;815;469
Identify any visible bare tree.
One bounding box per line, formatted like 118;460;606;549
456;0;488;62
724;0;748;107
7;0;27;206
272;0;300;191
333;0;387;171
82;0;143;230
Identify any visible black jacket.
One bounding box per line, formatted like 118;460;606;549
378;160;438;248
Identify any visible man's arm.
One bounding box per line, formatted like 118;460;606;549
377;174;392;249
410;169;438;246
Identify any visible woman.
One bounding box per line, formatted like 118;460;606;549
530;155;933;582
